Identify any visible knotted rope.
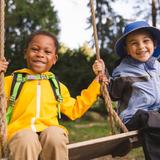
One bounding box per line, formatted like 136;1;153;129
0;0;8;158
89;0;128;133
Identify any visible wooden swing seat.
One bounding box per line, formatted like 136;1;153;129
68;130;140;160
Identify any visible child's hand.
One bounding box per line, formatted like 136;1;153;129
99;74;109;85
95;73;109;85
0;58;9;73
92;59;105;75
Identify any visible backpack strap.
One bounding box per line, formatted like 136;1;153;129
48;74;63;119
6;73;26;124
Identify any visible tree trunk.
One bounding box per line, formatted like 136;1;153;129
152;0;157;26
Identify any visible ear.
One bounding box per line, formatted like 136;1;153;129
53;54;58;64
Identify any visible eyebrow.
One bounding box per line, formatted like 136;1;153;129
127;36;152;43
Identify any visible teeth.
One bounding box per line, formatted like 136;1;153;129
137;51;147;54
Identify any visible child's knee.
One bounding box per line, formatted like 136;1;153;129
40;126;69;147
9;129;40;147
9;129;42;158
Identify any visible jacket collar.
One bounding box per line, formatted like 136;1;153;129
13;68;53;75
126;56;156;70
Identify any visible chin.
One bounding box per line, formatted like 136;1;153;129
32;68;46;74
138;55;151;62
33;70;44;74
138;58;150;62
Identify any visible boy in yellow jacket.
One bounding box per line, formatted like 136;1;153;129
0;30;106;160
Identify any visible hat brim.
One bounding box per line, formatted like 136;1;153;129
115;26;160;58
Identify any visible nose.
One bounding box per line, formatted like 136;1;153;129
36;50;45;58
138;41;145;49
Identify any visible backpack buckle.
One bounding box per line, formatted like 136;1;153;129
9;96;16;106
40;75;48;79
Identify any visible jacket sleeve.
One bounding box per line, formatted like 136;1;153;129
60;80;101;120
4;75;13;101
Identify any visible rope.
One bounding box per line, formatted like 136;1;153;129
0;0;8;158
89;0;128;133
89;0;100;60
89;0;114;133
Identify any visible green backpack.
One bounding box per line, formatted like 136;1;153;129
6;72;63;124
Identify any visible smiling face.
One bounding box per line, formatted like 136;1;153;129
25;34;58;73
125;30;155;62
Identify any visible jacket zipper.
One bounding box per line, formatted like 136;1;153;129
31;80;41;132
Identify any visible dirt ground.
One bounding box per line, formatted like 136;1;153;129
93;155;144;160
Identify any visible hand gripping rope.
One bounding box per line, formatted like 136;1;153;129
89;0;128;134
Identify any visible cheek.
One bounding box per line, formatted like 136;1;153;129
24;50;32;60
52;55;58;64
48;55;57;65
126;45;136;55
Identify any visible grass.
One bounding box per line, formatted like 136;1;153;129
60;118;145;159
61;120;109;143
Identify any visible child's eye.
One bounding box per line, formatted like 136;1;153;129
144;39;151;43
31;47;39;52
45;50;52;55
130;42;137;46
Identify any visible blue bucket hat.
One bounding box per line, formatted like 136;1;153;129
115;21;160;58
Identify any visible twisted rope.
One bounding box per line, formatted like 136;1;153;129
89;0;128;133
0;0;8;158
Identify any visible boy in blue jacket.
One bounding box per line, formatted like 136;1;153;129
93;21;160;160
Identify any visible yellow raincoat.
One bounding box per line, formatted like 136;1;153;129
5;68;100;140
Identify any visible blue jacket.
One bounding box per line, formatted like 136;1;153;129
110;56;160;123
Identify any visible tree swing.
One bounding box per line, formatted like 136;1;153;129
68;0;140;159
0;0;140;159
